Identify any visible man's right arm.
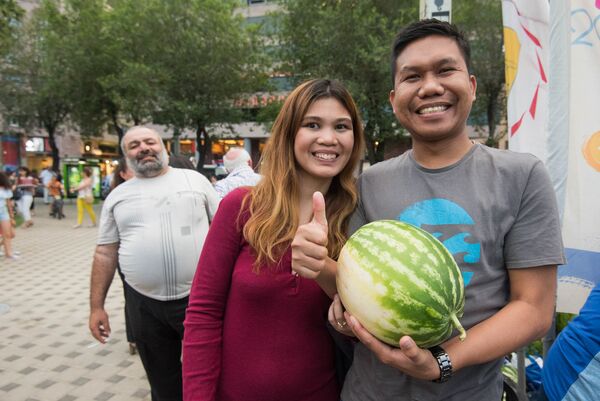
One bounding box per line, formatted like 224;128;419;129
89;243;119;343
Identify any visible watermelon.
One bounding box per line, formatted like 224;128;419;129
336;220;466;348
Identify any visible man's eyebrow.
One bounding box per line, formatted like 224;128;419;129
436;57;459;66
398;65;419;73
399;57;460;73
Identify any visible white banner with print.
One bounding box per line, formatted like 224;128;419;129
502;0;549;162
557;0;600;314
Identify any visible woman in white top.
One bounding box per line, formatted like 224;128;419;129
72;167;97;228
15;167;38;228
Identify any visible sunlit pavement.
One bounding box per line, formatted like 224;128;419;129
0;200;151;401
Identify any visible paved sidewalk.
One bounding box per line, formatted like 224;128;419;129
0;200;151;401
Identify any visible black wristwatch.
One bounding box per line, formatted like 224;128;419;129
429;345;453;383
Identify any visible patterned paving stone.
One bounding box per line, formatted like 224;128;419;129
35;353;52;361
85;362;102;370
95;391;115;401
0;202;151;401
35;379;57;389
0;383;20;391
117;360;133;368
106;375;125;384
132;388;151;398
71;377;90;386
52;365;70;373
96;349;112;357
19;367;36;375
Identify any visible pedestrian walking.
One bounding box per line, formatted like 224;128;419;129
39;166;55;205
47;174;65;219
15;167;37;228
71;167;96;228
0;172;18;260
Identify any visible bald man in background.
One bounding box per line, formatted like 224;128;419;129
214;147;261;198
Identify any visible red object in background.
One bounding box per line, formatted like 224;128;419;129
1;137;20;166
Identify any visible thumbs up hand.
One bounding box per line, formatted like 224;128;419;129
291;191;329;280
310;190;328;229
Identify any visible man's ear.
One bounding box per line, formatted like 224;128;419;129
389;90;396;113
470;74;477;101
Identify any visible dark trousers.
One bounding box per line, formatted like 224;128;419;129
116;265;134;343
124;282;188;401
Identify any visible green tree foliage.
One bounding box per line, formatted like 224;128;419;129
99;0;163;127
454;0;505;147
65;0;168;144
2;0;267;166
278;1;507;159
59;0;127;143
277;0;417;164
60;0;267;168
0;0;23;55
0;0;71;170
148;0;268;171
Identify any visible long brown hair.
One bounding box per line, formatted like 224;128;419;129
243;78;365;270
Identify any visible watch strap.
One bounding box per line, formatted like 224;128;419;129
429;345;453;383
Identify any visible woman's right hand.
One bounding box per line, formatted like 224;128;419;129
328;294;355;337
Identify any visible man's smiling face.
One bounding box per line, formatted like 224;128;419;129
389;35;477;144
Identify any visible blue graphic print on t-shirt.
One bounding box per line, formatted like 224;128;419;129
398;198;480;286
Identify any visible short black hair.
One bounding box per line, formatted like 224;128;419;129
391;19;472;87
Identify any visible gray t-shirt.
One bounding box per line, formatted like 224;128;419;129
97;167;220;301
342;144;565;401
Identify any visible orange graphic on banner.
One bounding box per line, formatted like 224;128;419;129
583;131;600;172
503;27;520;94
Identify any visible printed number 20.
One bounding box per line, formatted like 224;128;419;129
571;8;600;46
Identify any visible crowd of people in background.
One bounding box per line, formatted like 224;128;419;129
3;154;238;279
0;146;256;264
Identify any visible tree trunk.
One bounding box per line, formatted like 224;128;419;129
195;124;211;174
365;138;377;165
46;124;60;171
111;109;124;155
486;89;499;147
172;128;181;156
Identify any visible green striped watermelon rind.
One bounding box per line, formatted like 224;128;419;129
337;220;466;348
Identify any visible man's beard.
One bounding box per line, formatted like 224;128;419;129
128;149;169;178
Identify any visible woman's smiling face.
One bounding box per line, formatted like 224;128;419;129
293;97;355;185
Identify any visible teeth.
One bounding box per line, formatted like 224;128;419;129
419;105;448;114
314;153;337;160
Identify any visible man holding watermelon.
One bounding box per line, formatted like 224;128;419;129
292;19;565;401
